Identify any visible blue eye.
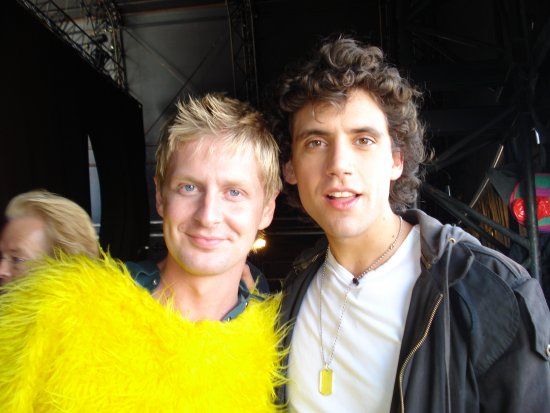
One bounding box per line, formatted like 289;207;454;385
229;189;241;197
183;184;195;192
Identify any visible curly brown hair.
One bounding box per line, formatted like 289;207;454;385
270;36;426;212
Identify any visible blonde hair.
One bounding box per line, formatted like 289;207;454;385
155;93;282;202
5;190;99;258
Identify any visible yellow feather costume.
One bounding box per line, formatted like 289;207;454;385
0;255;285;412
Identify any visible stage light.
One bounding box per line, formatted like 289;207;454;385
252;237;266;251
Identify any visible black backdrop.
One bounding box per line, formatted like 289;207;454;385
0;1;149;261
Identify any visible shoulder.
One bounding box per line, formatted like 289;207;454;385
291;237;327;275
125;260;160;293
279;238;326;324
280;237;326;295
407;209;550;368
247;260;271;294
453;242;550;371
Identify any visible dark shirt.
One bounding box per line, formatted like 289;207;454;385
125;260;268;321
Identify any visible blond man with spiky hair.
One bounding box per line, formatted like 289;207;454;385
147;93;281;317
0;94;286;413
0;189;98;285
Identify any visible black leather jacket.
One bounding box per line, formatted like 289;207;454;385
277;209;550;412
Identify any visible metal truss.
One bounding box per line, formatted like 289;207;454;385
16;0;127;90
379;0;550;280
226;0;259;107
423;183;533;265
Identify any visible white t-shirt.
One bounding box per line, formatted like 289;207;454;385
287;226;421;413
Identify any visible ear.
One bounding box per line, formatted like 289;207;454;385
258;193;278;230
390;150;404;181
154;177;165;218
283;161;297;185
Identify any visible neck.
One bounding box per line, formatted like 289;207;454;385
155;257;242;321
328;212;411;276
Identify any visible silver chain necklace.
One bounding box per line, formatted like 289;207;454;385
318;216;403;396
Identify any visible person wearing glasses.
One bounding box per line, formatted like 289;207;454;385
0;189;99;285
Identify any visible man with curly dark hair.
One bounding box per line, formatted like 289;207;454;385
272;36;550;413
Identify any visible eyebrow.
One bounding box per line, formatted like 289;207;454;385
293;128;328;142
169;174;256;189
293;126;385;142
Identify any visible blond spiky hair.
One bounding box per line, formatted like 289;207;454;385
155;93;282;203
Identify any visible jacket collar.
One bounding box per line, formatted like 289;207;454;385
402;209;480;289
290;209;481;290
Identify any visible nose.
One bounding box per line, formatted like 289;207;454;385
0;256;13;282
193;192;222;227
326;139;353;179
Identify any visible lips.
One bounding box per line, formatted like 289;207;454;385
327;191;357;199
325;189;361;210
188;234;226;249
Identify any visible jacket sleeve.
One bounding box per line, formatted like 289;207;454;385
477;277;550;412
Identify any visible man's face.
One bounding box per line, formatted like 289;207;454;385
0;216;49;285
156;136;276;278
284;89;403;244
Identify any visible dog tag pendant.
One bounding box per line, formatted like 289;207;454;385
319;367;333;395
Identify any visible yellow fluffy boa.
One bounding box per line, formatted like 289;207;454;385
0;254;285;412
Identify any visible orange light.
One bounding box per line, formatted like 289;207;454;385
252;238;266;251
